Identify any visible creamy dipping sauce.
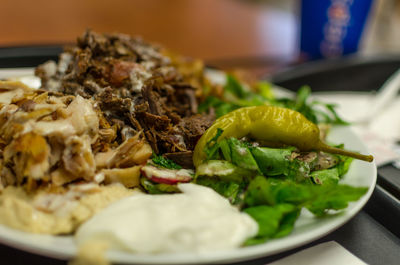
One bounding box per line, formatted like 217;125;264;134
75;183;258;254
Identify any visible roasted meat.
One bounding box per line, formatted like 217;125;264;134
36;30;214;166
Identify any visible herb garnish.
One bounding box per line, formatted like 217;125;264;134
152;155;182;169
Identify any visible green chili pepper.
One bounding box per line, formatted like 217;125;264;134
193;106;373;167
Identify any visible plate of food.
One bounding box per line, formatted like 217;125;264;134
0;30;376;264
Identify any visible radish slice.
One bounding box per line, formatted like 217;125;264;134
141;165;193;185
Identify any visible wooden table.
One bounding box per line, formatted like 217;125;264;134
0;0;297;72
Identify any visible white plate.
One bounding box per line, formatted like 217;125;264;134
0;70;377;264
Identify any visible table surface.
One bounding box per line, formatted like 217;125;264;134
4;0;400;76
2;0;400;63
0;0;297;65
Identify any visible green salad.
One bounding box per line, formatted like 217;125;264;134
141;74;370;246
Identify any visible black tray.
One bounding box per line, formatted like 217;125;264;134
0;47;399;265
0;45;62;68
271;55;400;92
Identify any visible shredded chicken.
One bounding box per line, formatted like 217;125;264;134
0;81;152;192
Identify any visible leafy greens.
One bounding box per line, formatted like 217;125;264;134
242;176;367;244
152;154;182;169
199;74;348;125
195;128;368;245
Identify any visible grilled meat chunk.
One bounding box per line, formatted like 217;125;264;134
36;30;214;166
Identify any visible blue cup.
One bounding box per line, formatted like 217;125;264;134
300;0;374;60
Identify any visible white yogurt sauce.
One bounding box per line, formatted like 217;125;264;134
75;183;258;254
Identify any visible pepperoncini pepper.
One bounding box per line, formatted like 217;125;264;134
193;106;373;167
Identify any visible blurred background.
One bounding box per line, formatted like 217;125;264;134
1;0;400;73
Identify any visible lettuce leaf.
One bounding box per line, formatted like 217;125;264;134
310;168;340;185
241;175;368;243
337;155;353;176
250;147;294;176
196;160;255;183
244;176;368;213
306;184;368;216
203;133;312;182
227;138;260;171
250;146;311;181
195;176;245;204
274;208;301;238
244;203;297;245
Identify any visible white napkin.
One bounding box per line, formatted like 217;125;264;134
268;241;366;265
313;92;400;166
